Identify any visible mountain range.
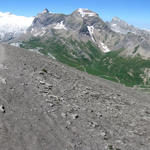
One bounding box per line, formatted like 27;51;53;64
108;17;150;35
0;8;150;88
0;8;150;58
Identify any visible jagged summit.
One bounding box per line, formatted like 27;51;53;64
108;16;140;34
42;8;49;14
111;17;129;25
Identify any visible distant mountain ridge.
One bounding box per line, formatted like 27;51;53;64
24;8;150;58
25;8;119;53
107;17;150;35
0;8;150;58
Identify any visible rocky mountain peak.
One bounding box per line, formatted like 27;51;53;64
111;17;129;26
108;17;138;34
42;8;49;14
72;8;98;18
112;17;122;21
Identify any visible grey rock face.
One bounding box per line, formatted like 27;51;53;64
108;17;150;35
1;8;150;58
42;8;49;14
24;9;150;58
106;17;150;58
32;13;66;28
26;8;123;54
0;44;150;150
108;17;138;34
0;8;150;58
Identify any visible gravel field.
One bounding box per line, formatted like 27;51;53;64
0;44;150;150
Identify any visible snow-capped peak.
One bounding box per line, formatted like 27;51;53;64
0;11;34;40
77;8;97;18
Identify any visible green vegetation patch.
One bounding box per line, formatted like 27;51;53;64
133;45;139;54
21;37;150;87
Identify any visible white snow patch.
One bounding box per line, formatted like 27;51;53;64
87;26;94;34
0;11;34;37
33;32;42;37
48;53;56;59
112;24;117;26
10;42;21;47
54;21;67;30
87;26;95;42
99;42;111;53
78;8;96;18
28;47;43;55
40;30;46;36
31;28;35;33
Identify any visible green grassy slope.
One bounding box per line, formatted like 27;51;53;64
21;37;150;87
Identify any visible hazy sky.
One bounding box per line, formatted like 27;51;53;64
0;0;150;29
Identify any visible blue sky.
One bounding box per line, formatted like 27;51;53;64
0;0;150;29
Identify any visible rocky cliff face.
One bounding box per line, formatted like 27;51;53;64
0;44;150;150
107;17;150;58
108;17;150;36
26;8;123;53
24;9;150;58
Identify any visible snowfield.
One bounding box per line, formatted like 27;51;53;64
78;8;96;18
54;21;67;30
99;42;111;53
87;26;95;42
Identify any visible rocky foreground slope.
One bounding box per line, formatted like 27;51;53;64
0;44;150;150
